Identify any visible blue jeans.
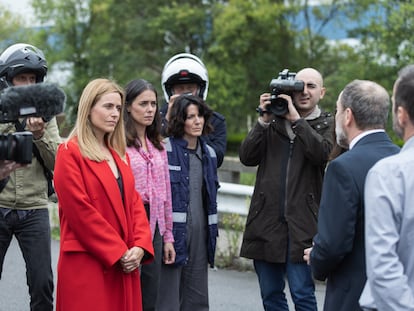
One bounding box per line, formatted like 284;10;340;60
254;259;317;311
0;209;54;311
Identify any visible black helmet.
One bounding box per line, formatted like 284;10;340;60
0;43;48;90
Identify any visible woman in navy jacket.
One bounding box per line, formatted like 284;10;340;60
157;94;218;311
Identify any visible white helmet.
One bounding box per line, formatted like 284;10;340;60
161;53;209;101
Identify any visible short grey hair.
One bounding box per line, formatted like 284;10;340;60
340;79;389;130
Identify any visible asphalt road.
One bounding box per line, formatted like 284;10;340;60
0;237;325;310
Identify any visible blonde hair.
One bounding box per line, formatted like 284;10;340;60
67;78;126;161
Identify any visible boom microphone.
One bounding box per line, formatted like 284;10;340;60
0;83;66;123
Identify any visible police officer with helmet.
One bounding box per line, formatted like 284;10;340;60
160;53;227;167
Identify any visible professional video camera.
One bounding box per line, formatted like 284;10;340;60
267;69;304;116
0;83;66;164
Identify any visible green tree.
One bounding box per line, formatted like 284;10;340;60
349;0;414;143
31;0;220;124
27;0;411;140
207;1;289;134
0;4;35;51
207;0;367;134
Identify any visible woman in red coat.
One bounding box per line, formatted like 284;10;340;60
54;78;154;311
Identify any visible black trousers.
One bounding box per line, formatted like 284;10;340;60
141;223;162;311
0;209;54;311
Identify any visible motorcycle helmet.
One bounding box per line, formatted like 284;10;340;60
161;53;208;101
0;43;48;90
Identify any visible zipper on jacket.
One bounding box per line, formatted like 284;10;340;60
281;139;294;222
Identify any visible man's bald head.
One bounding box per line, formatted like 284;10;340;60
296;68;324;88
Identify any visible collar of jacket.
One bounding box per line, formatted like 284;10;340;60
303;105;322;120
171;136;190;148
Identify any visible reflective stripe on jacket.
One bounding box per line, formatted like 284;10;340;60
165;137;219;267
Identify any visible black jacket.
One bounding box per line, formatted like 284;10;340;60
239;111;334;263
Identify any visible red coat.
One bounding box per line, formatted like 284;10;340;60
54;139;154;311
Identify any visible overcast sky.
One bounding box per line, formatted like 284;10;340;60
1;0;34;21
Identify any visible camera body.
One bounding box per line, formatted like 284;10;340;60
268;69;304;116
0;89;35;164
0;132;33;164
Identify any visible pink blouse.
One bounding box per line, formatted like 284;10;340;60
127;138;173;243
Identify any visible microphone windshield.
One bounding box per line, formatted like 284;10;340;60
0;83;66;123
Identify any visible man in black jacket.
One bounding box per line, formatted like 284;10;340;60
240;68;334;311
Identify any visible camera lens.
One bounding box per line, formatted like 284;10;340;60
0;134;16;161
0;132;33;164
267;96;288;116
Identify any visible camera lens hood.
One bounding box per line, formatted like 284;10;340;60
267;97;288;116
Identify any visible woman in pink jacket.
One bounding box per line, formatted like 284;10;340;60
54;78;154;311
124;79;175;311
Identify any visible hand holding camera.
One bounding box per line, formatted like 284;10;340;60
26;117;46;140
0;160;25;180
279;94;301;123
258;93;300;123
258;93;272;122
165;93;181;121
257;69;304;122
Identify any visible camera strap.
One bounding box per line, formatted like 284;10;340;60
14;119;55;197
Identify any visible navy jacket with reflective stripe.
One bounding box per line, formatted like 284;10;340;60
165;137;219;267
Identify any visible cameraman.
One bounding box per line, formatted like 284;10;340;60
239;68;334;310
0;43;60;311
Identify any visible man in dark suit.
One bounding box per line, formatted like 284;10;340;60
303;79;400;311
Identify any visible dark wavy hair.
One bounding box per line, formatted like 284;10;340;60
124;79;163;150
167;94;213;138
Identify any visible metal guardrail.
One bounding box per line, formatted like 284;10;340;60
48;181;254;227
218;156;257;184
48;158;255;227
217;182;253;216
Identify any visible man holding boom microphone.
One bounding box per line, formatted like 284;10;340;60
0;43;61;310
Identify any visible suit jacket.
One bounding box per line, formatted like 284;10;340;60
310;132;399;311
54;138;154;311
